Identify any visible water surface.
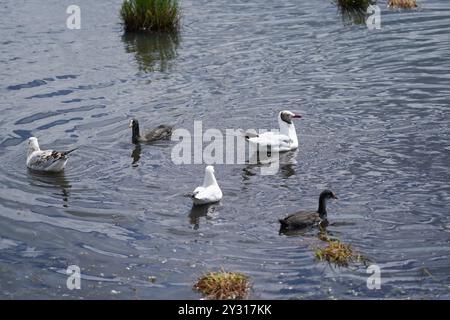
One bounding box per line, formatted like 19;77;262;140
1;0;449;299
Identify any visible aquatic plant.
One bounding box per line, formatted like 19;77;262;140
335;0;376;10
388;0;417;9
194;271;250;300
120;0;180;32
340;7;367;25
333;0;376;25
315;239;363;267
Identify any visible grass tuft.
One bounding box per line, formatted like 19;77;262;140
388;0;417;9
194;271;250;300
335;0;376;10
120;0;180;32
315;239;363;267
333;0;376;25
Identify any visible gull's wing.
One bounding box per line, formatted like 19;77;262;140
27;148;76;171
247;132;292;148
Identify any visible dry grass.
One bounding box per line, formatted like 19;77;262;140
388;0;417;9
315;239;363;267
194;271;250;300
120;0;180;32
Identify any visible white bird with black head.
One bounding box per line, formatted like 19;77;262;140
245;110;302;152
26;137;77;173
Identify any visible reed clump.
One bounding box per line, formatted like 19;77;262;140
120;0;180;32
388;0;417;9
315;239;363;267
194;271;250;300
334;0;376;25
336;0;376;10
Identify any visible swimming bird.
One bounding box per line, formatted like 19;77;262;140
26;137;77;173
129;119;173;144
191;166;223;205
245;110;302;152
279;190;338;232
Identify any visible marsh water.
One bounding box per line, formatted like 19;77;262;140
1;0;450;299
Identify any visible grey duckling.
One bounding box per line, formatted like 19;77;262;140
279;190;338;232
129;119;173;144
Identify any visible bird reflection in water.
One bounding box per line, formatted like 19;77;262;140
243;149;298;179
278;218;330;237
27;170;72;208
131;144;141;167
278;150;298;178
188;203;217;230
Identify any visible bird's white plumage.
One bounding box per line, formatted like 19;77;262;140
26;137;72;173
246;110;300;152
192;166;223;205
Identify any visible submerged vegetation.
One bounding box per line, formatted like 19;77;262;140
388;0;417;9
120;0;180;32
194;271;250;300
315;238;363;267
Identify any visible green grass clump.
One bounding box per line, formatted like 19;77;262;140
315;239;363;267
333;0;376;26
388;0;417;9
340;8;367;25
194;271;250;300
335;0;376;10
120;0;180;32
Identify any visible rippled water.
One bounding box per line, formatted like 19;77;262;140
1;0;450;299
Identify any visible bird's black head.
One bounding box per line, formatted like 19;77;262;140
320;189;338;200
